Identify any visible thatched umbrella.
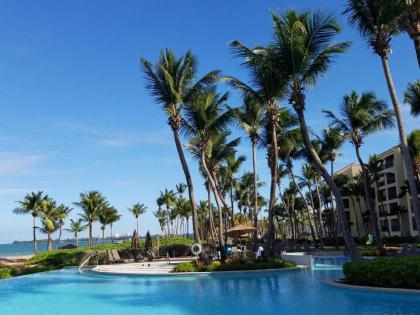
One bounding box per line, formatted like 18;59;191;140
225;225;257;238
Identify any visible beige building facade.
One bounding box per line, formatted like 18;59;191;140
337;145;418;239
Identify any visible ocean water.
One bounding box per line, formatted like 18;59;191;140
0;268;419;315
0;240;115;258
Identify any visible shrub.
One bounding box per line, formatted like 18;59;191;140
0;267;12;279
174;262;198;272
343;256;420;289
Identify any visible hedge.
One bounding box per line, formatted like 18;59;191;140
343;256;420;289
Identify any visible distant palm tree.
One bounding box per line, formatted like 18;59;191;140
74;191;106;246
271;10;360;260
404;80;420;117
324;91;395;248
39;200;62;251
159;189;176;236
65;218;87;247
140;49;219;244
224;153;246;226
345;0;420;240
128;203;147;236
231;95;264;237
55;205;72;245
154;197;167;235
13;191;49;254
98;206;121;243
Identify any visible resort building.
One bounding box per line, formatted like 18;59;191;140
336;145;419;239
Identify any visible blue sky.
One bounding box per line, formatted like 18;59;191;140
0;0;417;244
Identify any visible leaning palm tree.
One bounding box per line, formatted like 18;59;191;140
140;49;219;244
183;88;233;246
324;91;395;248
74;191;106;246
55;205;72;245
404;80;420;117
345;0;420;240
13;191;49;254
271;10;360;260
128;203;147;236
225;40;288;255
65;218;87;247
231;95;265;239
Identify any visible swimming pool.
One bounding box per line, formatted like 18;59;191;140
0;268;419;315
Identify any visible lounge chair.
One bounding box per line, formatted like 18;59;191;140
106;249;122;264
112;249;134;263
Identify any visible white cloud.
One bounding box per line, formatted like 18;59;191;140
0;152;50;176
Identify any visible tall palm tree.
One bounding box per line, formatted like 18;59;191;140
408;130;420;180
324;91;395;248
140;49;219;244
39;200;61;251
398;0;420;66
184;88;233;246
271;10;360;260
154;197;167;235
128;203;147;236
345;0;420;240
13;191;49;254
404;80;420;117
65;218;87;247
74;191;106;246
231;95;265;240
159;189;176;236
226;41;288;255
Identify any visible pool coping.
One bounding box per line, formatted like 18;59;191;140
89;265;308;277
325;279;420;295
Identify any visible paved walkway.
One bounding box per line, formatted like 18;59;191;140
91;260;193;275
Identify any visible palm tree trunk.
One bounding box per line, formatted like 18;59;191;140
136;217;139;236
267;117;278;256
111;223;114;243
47;231;52;251
230;183;235;227
355;145;382;248
56;227;62;245
207;182;217;243
252;140;259;249
381;56;420;238
201;152;225;246
172;129;201;243
295;107;360;261
314;177;326;242
350;196;361;239
32;215;38;255
89;223;93;247
75;233;79;247
330;160;339;247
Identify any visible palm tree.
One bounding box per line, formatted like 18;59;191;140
74;191;106;246
408;130;420;180
140;49;219;244
55;205;72;245
404;80;420;117
224;153;246;226
159;189;176;236
324;91;395;248
154;198;167;235
65;218;87;247
231;95;265;240
128;203;147;236
398;0;420;66
345;0;420;241
98;206;121;243
320;128;345;176
271;10;360;260
226;40;288;255
39;200;62;251
184;88;233;246
13;191;49;254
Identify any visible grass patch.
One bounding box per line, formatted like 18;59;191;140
343;256;420;289
174;258;295;273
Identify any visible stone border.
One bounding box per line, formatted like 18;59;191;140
325;279;420;295
90;265;307;277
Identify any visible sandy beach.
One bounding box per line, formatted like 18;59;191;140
0;255;33;266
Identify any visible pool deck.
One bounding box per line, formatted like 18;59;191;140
326;280;420;295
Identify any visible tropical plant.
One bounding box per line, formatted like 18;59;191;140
404;80;420;117
270;10;360;260
13;191;49;254
345;0;420;241
128;203;147;236
224;153;246;226
324;90;395;248
55;205;72;245
65;219;87;247
397;0;420;67
39;200;62;251
140;49;219;244
74;191;106;246
408;130;420;180
98;205;121;243
154;198;167;234
159;189;176;236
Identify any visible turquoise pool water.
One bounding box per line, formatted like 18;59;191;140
0;268;419;315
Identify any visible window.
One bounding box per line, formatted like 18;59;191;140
391;218;401;232
384;155;394;169
378;189;386;202
388;186;397;200
386;173;396;185
380;220;388;232
343;198;350;208
379;204;387;216
389;202;399;214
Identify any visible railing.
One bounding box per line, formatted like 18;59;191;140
78;252;97;273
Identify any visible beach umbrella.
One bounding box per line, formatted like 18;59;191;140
225;225;257;238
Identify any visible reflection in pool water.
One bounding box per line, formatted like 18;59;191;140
0;268;418;315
